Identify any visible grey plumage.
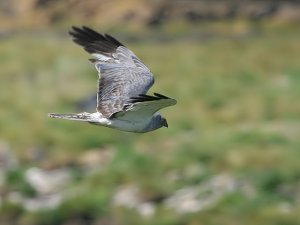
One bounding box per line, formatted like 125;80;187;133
49;26;176;133
69;26;154;118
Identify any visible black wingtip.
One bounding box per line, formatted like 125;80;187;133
129;93;172;103
69;26;82;36
104;33;124;47
68;25;125;54
153;93;170;99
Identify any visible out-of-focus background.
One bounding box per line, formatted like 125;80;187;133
1;0;300;224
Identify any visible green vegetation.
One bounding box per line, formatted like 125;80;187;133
1;23;300;225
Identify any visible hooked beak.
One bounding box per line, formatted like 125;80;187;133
162;119;168;128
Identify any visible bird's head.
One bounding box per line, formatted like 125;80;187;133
153;114;168;129
142;113;169;132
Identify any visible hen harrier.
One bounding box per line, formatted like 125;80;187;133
48;26;177;133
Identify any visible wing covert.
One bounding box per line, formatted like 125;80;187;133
96;65;154;117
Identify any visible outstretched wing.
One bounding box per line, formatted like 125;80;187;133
111;93;177;122
69;26;154;118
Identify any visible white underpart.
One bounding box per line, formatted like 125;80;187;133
109;117;152;132
89;112;152;132
89;112;112;126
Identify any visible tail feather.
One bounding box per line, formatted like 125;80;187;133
48;113;92;122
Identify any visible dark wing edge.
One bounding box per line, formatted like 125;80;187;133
129;93;171;103
69;26;124;56
69;26;151;71
110;93;177;119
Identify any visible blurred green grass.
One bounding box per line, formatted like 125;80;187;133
1;24;300;224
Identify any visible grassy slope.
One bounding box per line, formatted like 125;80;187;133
1;23;300;224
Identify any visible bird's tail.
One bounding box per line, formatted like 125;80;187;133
48;112;92;122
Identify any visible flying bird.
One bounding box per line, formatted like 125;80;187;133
48;26;177;133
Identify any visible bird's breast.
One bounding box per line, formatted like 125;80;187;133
109;118;151;133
